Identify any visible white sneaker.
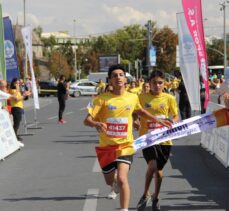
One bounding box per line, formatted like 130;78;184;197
18;141;25;147
112;180;120;194
107;190;117;199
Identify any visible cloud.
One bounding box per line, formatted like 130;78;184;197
103;5;153;25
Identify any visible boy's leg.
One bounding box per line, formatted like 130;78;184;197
144;160;157;196
117;162;130;209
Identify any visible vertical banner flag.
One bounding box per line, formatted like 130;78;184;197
149;45;156;66
177;12;201;110
21;26;40;109
182;0;209;109
0;3;6;80
4;17;20;82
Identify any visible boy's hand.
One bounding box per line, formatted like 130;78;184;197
95;122;107;133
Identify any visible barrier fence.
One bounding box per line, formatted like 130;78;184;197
201;102;229;168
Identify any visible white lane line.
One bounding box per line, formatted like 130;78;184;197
48;116;58;120
48;112;73;120
80;107;87;111
83;189;99;211
92;158;101;173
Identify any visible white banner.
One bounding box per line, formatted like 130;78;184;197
21;26;40;109
133;108;229;152
0;109;22;160
177;12;200;111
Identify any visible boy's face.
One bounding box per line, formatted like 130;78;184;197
109;69;126;88
150;76;164;94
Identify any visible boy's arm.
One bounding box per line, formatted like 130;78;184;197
84;114;107;133
135;108;172;128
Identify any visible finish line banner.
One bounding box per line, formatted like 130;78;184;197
96;108;229;168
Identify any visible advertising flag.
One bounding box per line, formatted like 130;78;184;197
4;17;20;82
21;26;40;109
177;12;201;110
182;0;209;109
149;45;156;66
0;3;6;80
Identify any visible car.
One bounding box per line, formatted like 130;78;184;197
69;80;98;97
38;81;57;97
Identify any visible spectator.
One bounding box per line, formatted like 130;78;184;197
9;78;31;141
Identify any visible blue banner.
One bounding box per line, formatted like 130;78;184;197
4;17;20;82
149;45;156;67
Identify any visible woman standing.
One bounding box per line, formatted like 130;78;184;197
57;75;69;124
9;78;30;141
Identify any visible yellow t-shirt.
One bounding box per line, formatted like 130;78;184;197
87;91;142;147
138;92;178;145
128;87;141;95
9;89;23;108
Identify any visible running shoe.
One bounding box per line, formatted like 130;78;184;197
58;119;67;124
112;180;119;194
152;197;160;211
107;189;117;199
136;195;151;211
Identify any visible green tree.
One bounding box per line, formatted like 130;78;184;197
153;26;178;73
206;38;224;66
33;26;43;38
48;51;73;79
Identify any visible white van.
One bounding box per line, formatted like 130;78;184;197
88;72;134;83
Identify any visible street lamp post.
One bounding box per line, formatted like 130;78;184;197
72;45;78;81
23;0;26;26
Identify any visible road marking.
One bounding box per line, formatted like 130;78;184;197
48;116;58;120
83;189;99;211
80;107;87;111
93;158;101;173
48;112;73;120
66;111;74;115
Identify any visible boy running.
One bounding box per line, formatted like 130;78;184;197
136;70;179;211
84;65;171;211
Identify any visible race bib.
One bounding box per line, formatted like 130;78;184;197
106;118;128;138
147;115;166;132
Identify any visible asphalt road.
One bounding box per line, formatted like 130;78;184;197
0;96;228;211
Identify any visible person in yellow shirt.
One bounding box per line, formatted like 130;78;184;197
9;78;30;141
84;65;172;211
136;70;179;211
128;81;141;95
96;79;106;94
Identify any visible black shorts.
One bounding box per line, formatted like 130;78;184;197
102;155;133;174
142;145;171;170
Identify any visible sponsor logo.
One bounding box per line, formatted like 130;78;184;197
144;103;151;108
125;105;132;110
4;40;14;59
108;104;117;110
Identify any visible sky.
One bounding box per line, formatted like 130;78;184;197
1;0;229;38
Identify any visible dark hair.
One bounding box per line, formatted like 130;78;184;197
10;77;19;89
59;75;65;81
149;70;165;80
108;64;126;79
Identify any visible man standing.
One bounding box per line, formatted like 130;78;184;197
84;65;171;211
177;79;191;120
137;70;179;211
57;75;69;124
